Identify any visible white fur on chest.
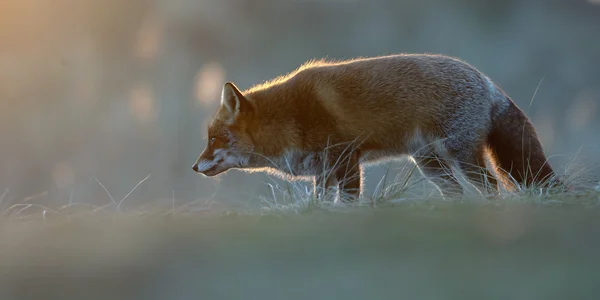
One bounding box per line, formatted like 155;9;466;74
266;149;323;179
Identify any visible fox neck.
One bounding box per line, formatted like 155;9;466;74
245;147;292;169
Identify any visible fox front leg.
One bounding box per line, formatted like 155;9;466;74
335;151;362;202
316;150;362;203
314;173;338;202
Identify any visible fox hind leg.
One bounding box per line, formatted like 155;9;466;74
412;152;463;198
443;140;499;195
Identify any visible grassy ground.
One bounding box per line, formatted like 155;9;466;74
0;183;600;300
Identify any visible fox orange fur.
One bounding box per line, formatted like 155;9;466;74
192;54;557;201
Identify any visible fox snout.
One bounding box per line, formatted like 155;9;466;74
192;160;218;176
192;147;231;177
192;152;219;176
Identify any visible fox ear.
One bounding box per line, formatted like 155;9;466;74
221;82;252;114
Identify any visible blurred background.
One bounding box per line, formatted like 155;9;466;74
1;0;599;210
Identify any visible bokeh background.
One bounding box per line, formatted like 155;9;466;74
1;0;599;210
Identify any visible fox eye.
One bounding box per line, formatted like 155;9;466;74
209;134;228;145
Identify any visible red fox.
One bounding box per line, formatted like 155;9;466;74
192;54;557;201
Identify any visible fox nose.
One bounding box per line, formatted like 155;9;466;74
192;163;199;172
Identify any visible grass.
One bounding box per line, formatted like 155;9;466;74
2;198;600;300
0;159;599;300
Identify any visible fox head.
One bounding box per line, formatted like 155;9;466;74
192;82;256;177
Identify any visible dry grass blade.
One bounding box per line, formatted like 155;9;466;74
94;176;117;206
0;188;8;208
117;173;152;211
21;191;49;203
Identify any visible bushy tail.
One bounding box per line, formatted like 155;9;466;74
487;99;557;189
